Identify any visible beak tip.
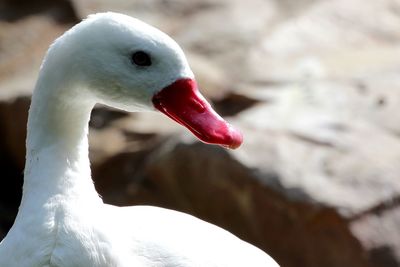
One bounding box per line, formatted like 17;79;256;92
227;128;243;149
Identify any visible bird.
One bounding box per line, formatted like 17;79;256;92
0;12;279;267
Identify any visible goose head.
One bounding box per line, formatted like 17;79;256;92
44;12;242;149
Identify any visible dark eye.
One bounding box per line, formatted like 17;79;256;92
131;51;151;66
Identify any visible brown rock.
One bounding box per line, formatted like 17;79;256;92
0;97;27;240
247;0;400;82
93;138;373;267
0;0;79;23
0;96;30;169
350;204;400;267
1;1;400;267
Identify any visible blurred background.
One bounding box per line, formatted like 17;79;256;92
1;0;400;266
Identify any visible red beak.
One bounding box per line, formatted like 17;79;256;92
152;78;243;149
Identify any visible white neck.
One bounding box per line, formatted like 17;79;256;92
19;66;100;212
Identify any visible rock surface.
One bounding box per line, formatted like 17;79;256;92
1;1;400;267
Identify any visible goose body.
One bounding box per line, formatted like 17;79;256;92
0;13;278;267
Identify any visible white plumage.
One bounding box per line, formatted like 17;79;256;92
0;12;279;267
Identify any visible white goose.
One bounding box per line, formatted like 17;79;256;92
0;12;279;267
